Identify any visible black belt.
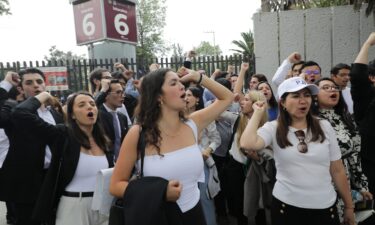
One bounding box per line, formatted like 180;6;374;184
62;191;94;197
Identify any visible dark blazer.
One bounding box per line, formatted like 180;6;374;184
98;104;128;148
350;63;375;177
11;97;114;222
0;89;63;203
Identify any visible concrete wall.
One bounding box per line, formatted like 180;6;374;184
253;4;375;85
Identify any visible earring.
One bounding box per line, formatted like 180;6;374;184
196;102;199;106
283;107;287;111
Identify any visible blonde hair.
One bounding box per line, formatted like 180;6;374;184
236;91;268;148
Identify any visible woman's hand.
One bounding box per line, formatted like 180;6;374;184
179;69;201;84
343;208;356;225
253;100;267;113
361;191;373;200
166;180;182;202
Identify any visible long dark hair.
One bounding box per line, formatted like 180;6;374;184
134;68;186;155
66;92;110;152
276;91;326;148
256;81;278;109
314;78;355;131
187;86;204;111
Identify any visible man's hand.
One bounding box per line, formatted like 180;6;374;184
100;79;111;92
202;147;213;160
241;62;249;71
227;65;235;74
114;62;126;72
4;71;20;86
288;52;302;64
149;63;160;72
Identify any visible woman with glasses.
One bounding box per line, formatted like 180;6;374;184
240;77;355;225
314;77;373;222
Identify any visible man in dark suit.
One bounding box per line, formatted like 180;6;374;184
0;68;63;225
96;79;128;160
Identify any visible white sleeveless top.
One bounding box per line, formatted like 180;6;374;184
137;119;204;213
65;152;108;192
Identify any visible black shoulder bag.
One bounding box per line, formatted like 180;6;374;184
108;127;146;225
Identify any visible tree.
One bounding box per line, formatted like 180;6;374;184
260;0;375;16
230;30;254;56
171;43;184;58
136;0;167;61
194;41;222;56
0;0;11;16
44;46;86;62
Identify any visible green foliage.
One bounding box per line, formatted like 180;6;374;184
260;0;374;15
171;43;184;58
194;41;222;56
0;0;11;16
230;30;254;56
44;46;86;62
136;0;167;61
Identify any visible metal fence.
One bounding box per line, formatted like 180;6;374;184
0;55;255;93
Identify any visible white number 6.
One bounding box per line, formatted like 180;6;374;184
83;13;95;36
114;13;129;36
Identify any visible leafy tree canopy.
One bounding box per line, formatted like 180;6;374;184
0;0;11;16
44;46;86;62
194;41;222;56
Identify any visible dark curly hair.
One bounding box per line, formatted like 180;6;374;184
134;68;186;155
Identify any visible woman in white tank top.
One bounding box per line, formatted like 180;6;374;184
110;68;234;224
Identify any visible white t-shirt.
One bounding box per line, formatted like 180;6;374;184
257;119;341;209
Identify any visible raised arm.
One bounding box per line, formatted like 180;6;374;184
240;101;266;151
272;52;301;87
181;70;234;133
350;32;375;123
233;62;249;100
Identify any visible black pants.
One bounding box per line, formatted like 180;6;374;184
212;154;228;217
14;202;41;225
182;202;207;225
224;156;247;225
6;201;16;222
271;197;340;225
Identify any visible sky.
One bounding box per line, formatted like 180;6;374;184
0;0;260;63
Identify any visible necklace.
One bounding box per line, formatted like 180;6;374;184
160;125;181;138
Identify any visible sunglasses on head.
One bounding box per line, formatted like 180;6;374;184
295;130;308;153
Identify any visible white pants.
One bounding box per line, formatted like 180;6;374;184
56;196;108;225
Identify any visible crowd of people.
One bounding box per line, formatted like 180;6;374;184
0;32;375;225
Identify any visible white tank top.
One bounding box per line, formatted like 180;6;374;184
138;120;204;213
65;152;108;192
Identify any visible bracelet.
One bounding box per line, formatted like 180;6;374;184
197;73;203;85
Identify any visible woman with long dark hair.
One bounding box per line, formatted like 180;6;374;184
110;68;233;224
314;77;373;222
256;82;278;121
13;91;112;225
240;77;355;225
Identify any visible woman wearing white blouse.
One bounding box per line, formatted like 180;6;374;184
240;77;355;225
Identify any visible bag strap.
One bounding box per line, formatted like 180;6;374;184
137;127;146;178
52;138;69;201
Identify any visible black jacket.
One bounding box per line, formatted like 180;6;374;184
0;89;63;203
98;105;128;154
350;63;375;176
123;176;183;225
11;97;114;221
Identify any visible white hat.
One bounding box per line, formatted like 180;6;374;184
277;77;319;99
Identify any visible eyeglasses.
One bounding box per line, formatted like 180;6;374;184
320;85;340;92
304;70;320;75
294;130;308;153
109;90;124;96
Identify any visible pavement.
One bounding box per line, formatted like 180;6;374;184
0;202;6;225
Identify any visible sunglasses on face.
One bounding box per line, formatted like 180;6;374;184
295;130;308;153
304;70;320;75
